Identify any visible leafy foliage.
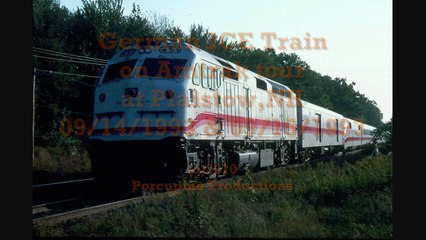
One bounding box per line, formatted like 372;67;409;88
33;0;384;147
373;118;393;154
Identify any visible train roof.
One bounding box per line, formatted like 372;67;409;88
185;42;294;92
298;99;344;118
186;43;378;128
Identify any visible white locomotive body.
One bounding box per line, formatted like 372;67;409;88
88;40;376;185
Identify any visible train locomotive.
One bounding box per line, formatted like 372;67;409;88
88;39;375;185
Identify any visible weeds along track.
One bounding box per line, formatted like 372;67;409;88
33;148;371;226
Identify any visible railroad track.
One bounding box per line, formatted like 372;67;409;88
33;178;95;206
32;177;138;220
33;191;159;226
32;178;95;189
33;198;85;215
33;148;370;226
32;161;311;226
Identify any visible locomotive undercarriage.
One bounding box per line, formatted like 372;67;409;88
88;138;187;190
183;138;299;180
88;137;302;190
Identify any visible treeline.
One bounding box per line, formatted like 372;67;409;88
33;0;383;147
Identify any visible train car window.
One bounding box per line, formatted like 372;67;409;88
315;113;322;142
349;122;352;129
217;70;222;88
192;63;200;85
102;59;137;83
215;70;220;88
336;119;339;141
210;67;216;89
141;58;187;79
256;77;267;90
202;64;209;88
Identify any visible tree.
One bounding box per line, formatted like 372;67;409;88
373;118;392;154
33;0;384;147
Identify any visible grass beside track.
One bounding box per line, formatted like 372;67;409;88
34;154;392;238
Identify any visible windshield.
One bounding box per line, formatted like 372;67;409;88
140;58;187;79
100;58;188;84
102;59;137;83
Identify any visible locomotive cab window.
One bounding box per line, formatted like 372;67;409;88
141;58;187;79
102;59;137;83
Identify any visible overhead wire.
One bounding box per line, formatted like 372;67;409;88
33;55;106;66
33;47;108;63
33;47;106;87
34;69;97;87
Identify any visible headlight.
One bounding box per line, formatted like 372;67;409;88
165;90;174;99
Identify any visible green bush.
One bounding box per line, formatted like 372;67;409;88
33;145;92;183
34;154;392;238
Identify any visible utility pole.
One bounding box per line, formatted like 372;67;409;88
33;69;36;164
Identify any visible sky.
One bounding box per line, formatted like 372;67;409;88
60;0;392;122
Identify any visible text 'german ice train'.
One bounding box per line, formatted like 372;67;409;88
88;39;375;184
